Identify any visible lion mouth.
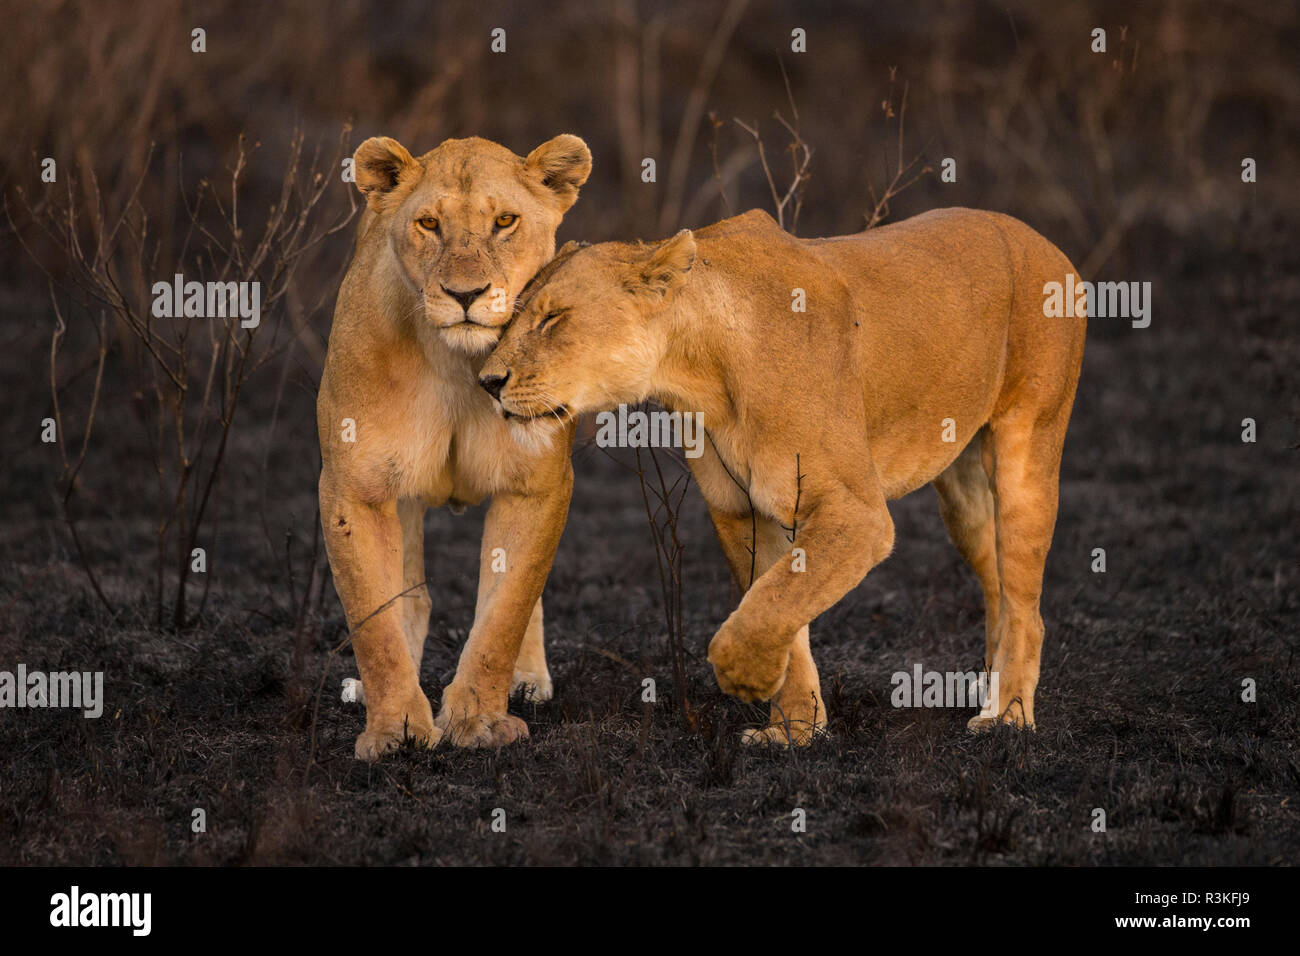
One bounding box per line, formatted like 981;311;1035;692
502;405;568;423
438;320;503;355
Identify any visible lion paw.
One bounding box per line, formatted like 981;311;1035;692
707;623;789;702
438;711;530;749
966;708;1034;733
511;668;553;702
741;722;825;748
353;694;438;761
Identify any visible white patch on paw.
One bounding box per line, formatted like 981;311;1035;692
511;670;553;702
341;677;366;705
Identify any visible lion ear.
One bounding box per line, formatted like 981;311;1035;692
353;137;419;210
638;230;696;298
555;239;589;258
526;134;592;211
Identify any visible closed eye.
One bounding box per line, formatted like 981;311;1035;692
536;308;568;331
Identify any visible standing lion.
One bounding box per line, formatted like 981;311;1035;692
317;134;590;760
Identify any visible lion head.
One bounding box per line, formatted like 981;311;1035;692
353;133;592;355
479;230;697;438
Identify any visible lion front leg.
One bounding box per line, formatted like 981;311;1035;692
436;462;572;748
707;481;894;708
340;496;432;707
739;625;827;747
320;473;439;761
705;508;828;746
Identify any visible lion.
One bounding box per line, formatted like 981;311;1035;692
318;133;591;760
480;207;1086;745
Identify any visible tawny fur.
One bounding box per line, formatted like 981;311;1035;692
485;207;1085;744
318;134;590;760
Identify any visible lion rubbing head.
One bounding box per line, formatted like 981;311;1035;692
479;229;697;438
353;133;592;355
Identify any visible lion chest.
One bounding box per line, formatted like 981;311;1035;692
375;384;517;508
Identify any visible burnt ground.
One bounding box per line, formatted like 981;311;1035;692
0;214;1296;867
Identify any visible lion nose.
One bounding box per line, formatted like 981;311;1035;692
479;370;509;400
442;283;490;313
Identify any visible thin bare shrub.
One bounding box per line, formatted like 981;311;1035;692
633;443;696;731
864;70;932;230
9;126;357;629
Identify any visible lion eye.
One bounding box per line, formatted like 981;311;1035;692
537;308;566;331
416;217;440;233
494;213;518;229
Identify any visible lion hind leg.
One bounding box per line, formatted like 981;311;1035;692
932;427;1000;668
967;410;1070;732
511;598;553;702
